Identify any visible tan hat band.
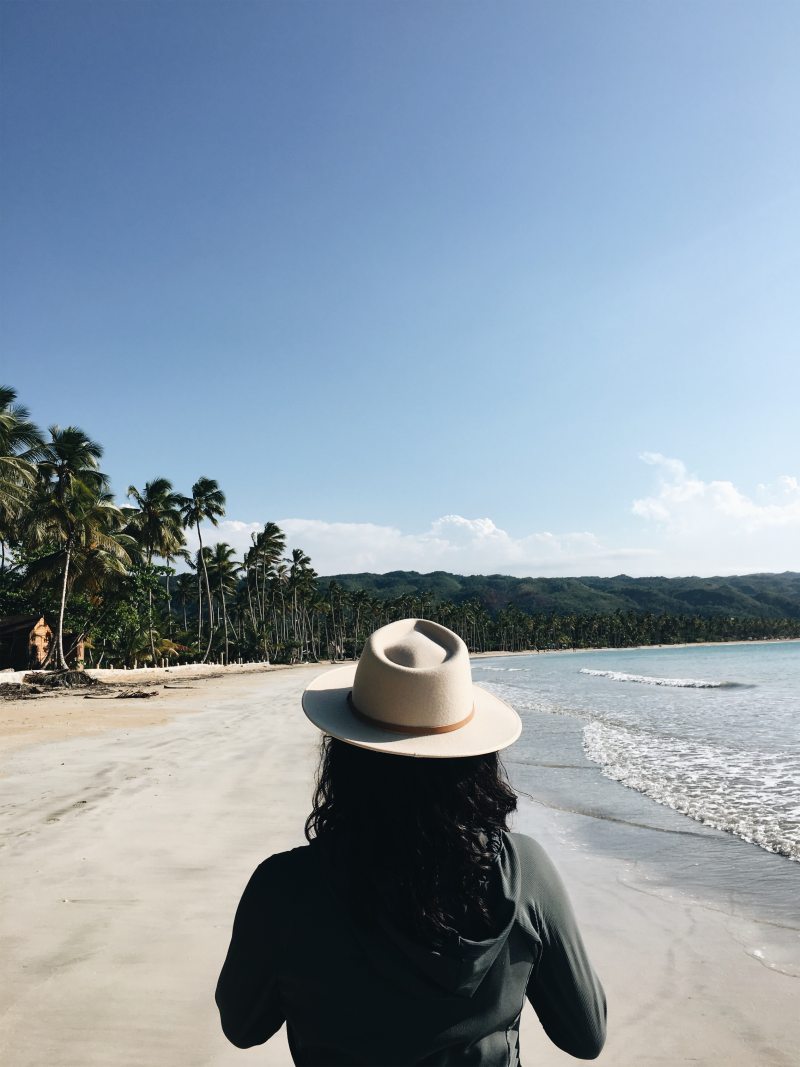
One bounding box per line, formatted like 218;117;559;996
347;691;475;736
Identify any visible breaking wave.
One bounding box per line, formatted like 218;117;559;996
474;665;529;672
583;721;800;861
579;668;743;689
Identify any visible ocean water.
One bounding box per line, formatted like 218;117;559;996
473;642;800;971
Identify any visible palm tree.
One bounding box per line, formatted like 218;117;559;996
327;580;343;660
180;477;225;663
0;386;44;570
288;547;313;643
272;560;289;649
189;546;212;648
127;478;187;657
26;426;114;669
38;425;106;499
245;522;286;624
28;478;132;669
351;588;370;659
174;571;196;632
127;478;187;562
164;547;192;634
207;542;240;663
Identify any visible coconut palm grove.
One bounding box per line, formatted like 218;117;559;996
1;384;799;670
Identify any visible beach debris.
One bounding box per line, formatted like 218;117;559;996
0;681;54;700
24;670;98;689
0;682;27;699
163;684;195;689
82;687;158;700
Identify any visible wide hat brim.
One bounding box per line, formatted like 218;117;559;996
302;664;522;758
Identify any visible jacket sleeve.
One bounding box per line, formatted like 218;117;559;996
215;857;288;1049
521;838;607;1060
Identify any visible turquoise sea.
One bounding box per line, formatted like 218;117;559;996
473;641;800;971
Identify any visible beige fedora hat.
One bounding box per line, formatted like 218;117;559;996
302;618;522;758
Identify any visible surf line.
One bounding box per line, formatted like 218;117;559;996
579;668;749;689
523;794;716;839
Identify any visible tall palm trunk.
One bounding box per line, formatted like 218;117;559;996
197;569;203;647
147;551;156;662
246;571;257;634
198;529;214;663
221;581;230;663
56;539;73;671
259;559;268;624
165;557;173;636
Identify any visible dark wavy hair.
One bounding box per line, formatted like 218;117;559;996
305;736;518;947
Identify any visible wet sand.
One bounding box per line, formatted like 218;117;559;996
0;668;797;1065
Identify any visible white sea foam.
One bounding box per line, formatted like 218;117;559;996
582;721;800;861
579;668;732;688
474;665;529;672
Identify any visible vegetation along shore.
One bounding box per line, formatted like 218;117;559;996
2;384;799;673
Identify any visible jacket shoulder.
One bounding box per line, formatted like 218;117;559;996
245;843;317;899
509;832;573;922
509;830;551;864
257;841;317;871
509;830;559;880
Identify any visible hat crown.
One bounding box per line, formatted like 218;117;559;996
352;619;472;732
384;629;448;669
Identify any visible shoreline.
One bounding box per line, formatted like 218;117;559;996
2;638;795;760
0;666;797;1065
471;636;800;657
0;659;327;688
1;633;794;689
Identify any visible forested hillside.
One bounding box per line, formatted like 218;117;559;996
320;571;800;620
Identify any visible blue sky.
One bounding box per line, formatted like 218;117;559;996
3;1;799;576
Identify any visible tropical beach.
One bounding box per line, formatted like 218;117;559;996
1;662;798;1066
4;2;800;1064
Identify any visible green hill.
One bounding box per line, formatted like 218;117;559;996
319;570;800;620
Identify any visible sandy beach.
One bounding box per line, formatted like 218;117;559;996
0;662;307;756
1;668;798;1066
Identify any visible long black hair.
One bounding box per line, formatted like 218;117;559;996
305;736;518;947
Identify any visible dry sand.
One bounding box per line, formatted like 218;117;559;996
0;662;304;756
1;668;797;1066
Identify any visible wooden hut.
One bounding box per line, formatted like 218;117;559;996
0;615;85;670
0;615;53;670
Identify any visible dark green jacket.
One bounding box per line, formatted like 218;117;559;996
216;832;606;1065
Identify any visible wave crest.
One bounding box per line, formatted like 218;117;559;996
579;668;740;688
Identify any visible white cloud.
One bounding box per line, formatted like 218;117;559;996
632;453;800;573
185;514;652;578
283;515;655;576
182;456;800;579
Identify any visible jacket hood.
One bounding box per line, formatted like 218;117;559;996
315;831;521;1000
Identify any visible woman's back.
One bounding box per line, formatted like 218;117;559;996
217;621;606;1064
216;830;606;1065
